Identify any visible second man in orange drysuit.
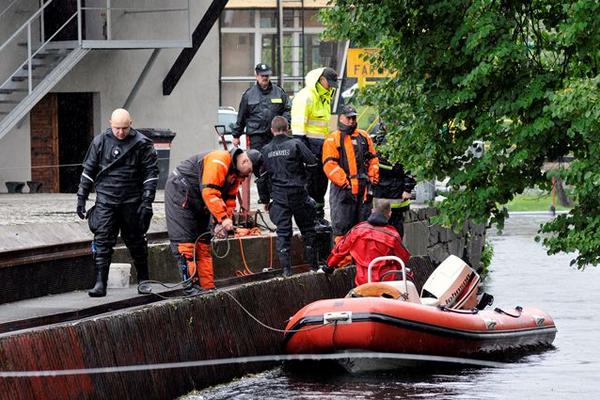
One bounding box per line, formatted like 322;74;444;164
322;105;379;241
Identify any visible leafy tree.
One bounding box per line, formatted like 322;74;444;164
321;0;600;268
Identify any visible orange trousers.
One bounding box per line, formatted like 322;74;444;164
177;242;214;289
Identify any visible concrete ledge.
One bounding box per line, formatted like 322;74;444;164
0;256;437;399
0;231;328;305
0;269;356;399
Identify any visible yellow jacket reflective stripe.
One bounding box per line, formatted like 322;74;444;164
291;67;335;138
391;200;411;208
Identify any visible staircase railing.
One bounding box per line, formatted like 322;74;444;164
0;0;192;138
0;1;78;98
0;0;19;20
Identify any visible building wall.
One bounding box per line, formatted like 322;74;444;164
0;0;39;79
0;0;37;191
0;0;220;192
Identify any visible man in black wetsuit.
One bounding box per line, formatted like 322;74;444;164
76;108;158;297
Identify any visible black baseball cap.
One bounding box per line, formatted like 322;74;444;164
321;67;338;88
340;105;358;117
255;63;272;75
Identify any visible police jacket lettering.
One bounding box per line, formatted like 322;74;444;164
258;135;318;203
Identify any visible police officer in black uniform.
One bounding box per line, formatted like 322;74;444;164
258;116;319;276
232;63;291;152
371;121;416;238
76;108;159;297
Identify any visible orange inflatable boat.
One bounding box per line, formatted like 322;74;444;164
284;256;557;366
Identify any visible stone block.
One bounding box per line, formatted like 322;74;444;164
428;243;450;265
428;224;440;245
404;221;428;255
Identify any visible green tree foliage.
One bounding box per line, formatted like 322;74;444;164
321;0;600;268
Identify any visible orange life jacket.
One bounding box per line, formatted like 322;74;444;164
200;150;245;222
322;128;379;195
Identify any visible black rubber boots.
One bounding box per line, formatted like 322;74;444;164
279;248;292;277
88;257;110;297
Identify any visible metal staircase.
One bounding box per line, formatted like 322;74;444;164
0;45;89;139
0;0;192;141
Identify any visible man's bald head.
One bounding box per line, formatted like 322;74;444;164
110;108;133;140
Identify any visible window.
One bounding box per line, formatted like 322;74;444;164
220;8;342;106
221;33;255;76
221;10;254;28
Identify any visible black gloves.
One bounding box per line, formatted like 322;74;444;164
320;265;335;274
137;201;153;233
76;196;87;219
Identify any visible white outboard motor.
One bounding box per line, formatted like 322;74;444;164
420;255;480;309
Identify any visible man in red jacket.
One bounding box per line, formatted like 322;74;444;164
326;199;411;286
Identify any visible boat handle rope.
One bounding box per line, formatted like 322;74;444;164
494;306;523;318
438;306;479;314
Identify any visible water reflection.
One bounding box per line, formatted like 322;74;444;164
189;215;600;399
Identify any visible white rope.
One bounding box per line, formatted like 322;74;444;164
0;352;505;378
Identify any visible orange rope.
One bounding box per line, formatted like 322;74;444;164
233;226;262;276
231;227;277;276
238;236;253;275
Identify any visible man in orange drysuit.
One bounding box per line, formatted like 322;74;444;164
165;147;262;294
322;105;380;241
325;199;411;286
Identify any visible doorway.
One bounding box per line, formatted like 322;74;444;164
43;0;83;42
57;92;94;193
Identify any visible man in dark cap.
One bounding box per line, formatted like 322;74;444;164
322;104;379;242
291;67;339;229
232;63;291;153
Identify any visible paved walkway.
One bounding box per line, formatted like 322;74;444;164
0;185;267;226
0;186;273;250
0;192;166;226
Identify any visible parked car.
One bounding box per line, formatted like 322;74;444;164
217;106;246;149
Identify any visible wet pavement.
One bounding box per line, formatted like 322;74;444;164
0;192;166;226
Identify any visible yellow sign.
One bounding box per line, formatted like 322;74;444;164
346;48;392;78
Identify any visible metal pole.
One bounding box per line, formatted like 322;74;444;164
40;0;45;42
27;23;32;93
277;0;284;87
106;0;112;40
187;0;191;43
77;0;82;45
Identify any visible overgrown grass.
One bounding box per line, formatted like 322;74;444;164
502;192;572;212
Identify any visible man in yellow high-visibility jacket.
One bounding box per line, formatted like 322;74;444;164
291;67;338;228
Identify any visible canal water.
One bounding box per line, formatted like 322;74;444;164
188;214;600;399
